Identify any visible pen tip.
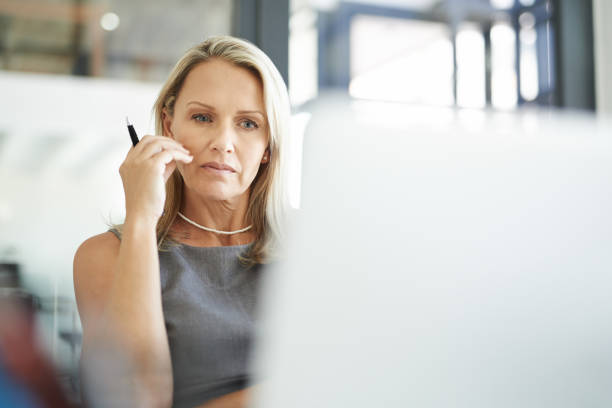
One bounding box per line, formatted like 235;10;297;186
126;116;131;126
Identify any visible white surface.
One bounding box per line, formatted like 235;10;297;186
253;96;612;407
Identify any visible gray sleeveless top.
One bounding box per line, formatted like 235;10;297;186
109;229;263;408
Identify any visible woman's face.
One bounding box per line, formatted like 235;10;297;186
163;58;269;203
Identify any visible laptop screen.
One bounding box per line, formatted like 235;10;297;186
252;96;612;408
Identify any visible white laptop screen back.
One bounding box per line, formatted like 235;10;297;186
252;97;612;408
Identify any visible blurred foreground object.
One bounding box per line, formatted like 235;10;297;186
253;95;612;407
0;297;73;408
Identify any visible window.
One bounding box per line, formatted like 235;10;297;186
349;15;453;106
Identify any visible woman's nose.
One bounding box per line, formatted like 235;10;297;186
210;122;235;154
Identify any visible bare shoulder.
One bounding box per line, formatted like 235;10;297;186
73;231;121;332
74;231;120;265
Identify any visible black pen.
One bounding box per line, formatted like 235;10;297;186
126;116;139;146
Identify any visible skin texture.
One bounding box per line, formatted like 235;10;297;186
74;58;269;408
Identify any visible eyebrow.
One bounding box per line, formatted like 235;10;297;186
186;101;265;119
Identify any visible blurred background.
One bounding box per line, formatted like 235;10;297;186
0;0;610;405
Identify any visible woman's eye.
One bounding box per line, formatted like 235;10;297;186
240;119;258;129
192;114;212;123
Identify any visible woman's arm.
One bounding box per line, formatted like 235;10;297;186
74;135;192;408
74;224;173;408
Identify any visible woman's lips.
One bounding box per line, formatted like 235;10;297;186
201;161;236;174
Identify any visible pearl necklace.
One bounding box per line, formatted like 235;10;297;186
177;212;253;235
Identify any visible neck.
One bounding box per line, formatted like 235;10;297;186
177;212;252;235
172;190;253;247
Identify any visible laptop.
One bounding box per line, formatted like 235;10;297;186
251;95;612;407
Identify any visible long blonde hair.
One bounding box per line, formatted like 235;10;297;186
152;36;290;264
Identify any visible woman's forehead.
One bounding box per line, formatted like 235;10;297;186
177;59;265;114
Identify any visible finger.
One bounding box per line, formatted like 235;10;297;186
124;135;161;160
145;135;190;153
136;134;165;146
153;149;193;168
140;139;191;160
131;135;188;154
129;134;159;153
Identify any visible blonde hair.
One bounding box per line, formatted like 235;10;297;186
150;36;290;264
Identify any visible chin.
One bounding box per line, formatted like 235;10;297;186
188;180;244;202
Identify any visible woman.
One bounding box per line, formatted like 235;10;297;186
73;36;290;408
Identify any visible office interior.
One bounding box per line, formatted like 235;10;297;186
0;0;610;405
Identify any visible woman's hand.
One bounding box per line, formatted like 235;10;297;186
119;135;192;224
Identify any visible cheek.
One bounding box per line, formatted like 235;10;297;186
169;120;180;139
241;148;267;179
243;156;263;180
170;121;197;143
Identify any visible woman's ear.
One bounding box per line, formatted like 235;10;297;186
261;148;270;164
162;108;174;139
